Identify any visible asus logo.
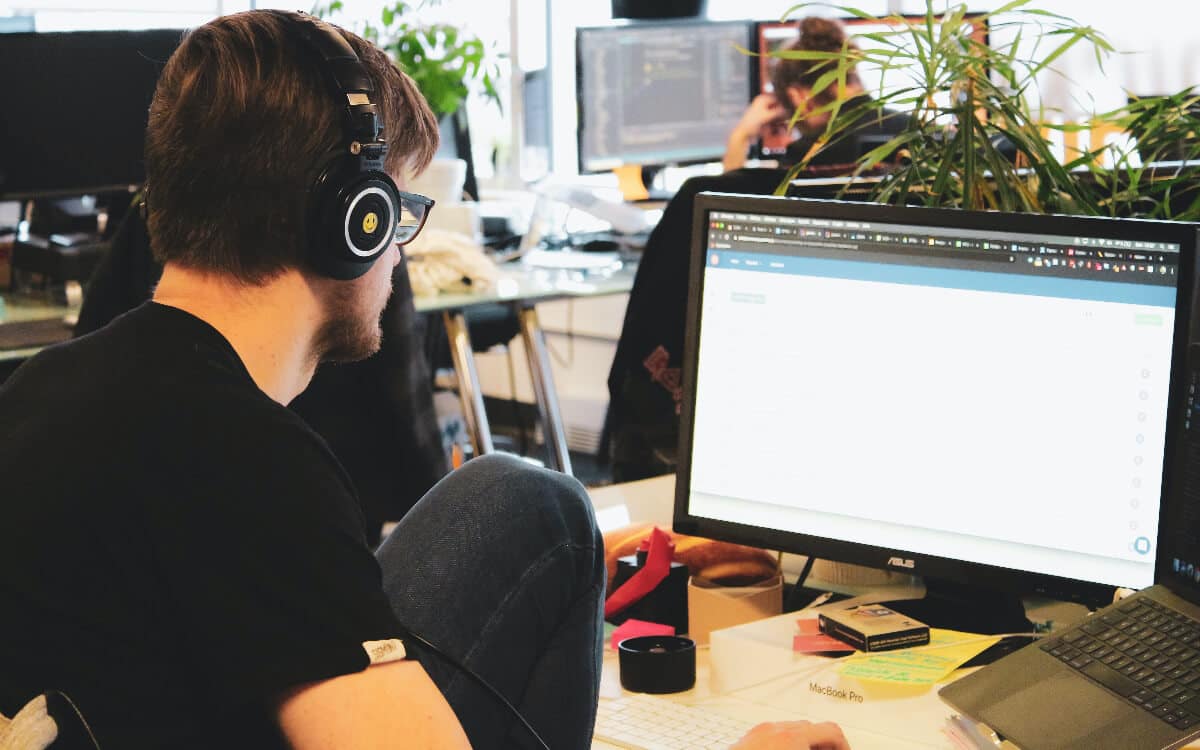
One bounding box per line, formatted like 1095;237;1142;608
887;556;916;569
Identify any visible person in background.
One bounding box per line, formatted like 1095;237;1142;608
723;16;911;172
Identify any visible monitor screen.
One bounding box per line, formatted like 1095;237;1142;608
576;20;755;173
0;29;183;200
754;15;988;154
674;194;1196;606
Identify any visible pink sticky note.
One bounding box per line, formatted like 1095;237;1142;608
794;618;856;653
611;619;675;651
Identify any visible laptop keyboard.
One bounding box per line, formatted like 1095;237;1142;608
1040;597;1200;730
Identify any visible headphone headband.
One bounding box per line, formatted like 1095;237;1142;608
288;13;385;150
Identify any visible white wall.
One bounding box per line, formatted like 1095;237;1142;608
893;1;1200;118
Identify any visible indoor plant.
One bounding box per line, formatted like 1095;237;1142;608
767;0;1200;220
313;0;500;119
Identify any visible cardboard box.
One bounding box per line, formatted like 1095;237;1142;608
687;572;782;645
818;604;929;651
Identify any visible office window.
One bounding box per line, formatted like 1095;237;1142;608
890;0;1200;117
2;0;245;31
262;0;515;185
705;0;890;21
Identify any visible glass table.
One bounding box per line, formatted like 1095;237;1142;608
0;253;637;476
414;253;636;474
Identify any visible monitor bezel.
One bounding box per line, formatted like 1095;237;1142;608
574;18;757;175
673;192;1198;608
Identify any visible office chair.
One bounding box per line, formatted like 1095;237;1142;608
605;165;880;481
605;167;787;481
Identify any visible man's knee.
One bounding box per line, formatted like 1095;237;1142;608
455;454;599;550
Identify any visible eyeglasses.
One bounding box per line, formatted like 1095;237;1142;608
394;190;435;246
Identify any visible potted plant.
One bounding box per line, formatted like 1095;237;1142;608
766;0;1200;220
314;0;502;201
314;0;499;118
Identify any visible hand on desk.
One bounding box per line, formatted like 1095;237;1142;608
730;720;850;750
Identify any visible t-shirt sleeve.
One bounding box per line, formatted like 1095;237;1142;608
140;401;410;707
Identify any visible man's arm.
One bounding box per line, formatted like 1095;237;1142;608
724;94;787;172
277;660;470;750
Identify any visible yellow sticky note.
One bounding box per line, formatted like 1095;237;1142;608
613;165;650;202
837;629;1000;686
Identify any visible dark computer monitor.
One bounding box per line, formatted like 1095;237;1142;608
754;14;989;155
575;19;755;174
0;29;183;200
1126;94;1200;165
674;194;1197;626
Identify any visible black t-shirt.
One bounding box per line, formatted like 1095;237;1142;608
0;302;408;749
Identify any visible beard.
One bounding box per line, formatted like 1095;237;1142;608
314;279;390;364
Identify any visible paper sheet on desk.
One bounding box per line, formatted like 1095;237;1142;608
838;629;999;686
523;249;620;271
710;610;988;747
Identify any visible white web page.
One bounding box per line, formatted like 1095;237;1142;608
688;264;1175;588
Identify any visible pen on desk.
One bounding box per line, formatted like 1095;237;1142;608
802;591;834;610
944;714;1003;749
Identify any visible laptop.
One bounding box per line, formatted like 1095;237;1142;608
940;346;1200;749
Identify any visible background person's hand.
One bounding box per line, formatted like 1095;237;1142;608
729;720;851;750
734;93;788;140
724;93;789;171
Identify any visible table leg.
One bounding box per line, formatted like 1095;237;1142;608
443;310;494;457
517;304;573;475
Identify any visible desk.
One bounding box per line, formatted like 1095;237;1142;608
0;293;73;364
589;479;946;748
414;255;635;474
584;478;1117;750
0;255;636;474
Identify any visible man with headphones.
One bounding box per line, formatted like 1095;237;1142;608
0;11;608;749
0;11;852;750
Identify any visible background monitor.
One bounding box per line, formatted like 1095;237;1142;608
576;19;755;174
755;14;989;154
674;194;1196;623
0;29;182;200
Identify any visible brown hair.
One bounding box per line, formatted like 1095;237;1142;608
144;10;439;283
770;17;861;103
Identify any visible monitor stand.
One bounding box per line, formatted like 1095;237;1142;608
882;579;1033;635
638;166;673;202
881;579;1037;666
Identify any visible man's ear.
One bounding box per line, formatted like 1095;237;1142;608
785;86;809;112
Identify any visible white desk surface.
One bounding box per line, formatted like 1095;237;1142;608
589;476;949;749
585;477;1113;750
411;254;636;314
0;292;73;363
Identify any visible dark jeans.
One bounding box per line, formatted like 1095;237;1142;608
375;454;605;749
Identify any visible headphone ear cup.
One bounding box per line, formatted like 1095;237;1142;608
307;157;400;280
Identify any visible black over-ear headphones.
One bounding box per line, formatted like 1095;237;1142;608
287;12;401;280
